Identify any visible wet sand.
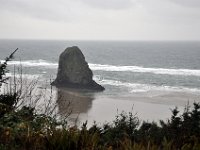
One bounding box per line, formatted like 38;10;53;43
55;87;200;126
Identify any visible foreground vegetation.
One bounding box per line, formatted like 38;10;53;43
0;50;200;150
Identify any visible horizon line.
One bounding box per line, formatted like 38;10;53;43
0;38;200;42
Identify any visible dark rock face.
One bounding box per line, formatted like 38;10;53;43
52;46;105;91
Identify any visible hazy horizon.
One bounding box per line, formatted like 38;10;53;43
0;38;200;42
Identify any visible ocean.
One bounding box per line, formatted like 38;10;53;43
1;39;200;125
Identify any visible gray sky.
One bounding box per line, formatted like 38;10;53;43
0;0;200;40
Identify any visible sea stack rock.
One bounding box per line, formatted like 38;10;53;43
52;46;105;91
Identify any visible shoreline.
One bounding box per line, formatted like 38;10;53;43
55;87;200;126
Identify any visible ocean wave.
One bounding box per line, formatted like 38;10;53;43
5;73;42;79
93;76;200;93
3;59;58;68
3;71;200;93
2;59;200;76
90;64;200;77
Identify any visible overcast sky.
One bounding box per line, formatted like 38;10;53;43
0;0;200;41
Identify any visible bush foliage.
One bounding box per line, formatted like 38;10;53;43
0;50;200;150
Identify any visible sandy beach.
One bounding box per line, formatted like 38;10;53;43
55;87;200;126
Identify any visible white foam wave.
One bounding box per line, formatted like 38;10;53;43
5;73;41;79
90;64;200;77
2;59;200;76
2;59;58;68
93;77;200;93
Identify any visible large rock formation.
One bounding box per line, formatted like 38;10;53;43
52;46;105;91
